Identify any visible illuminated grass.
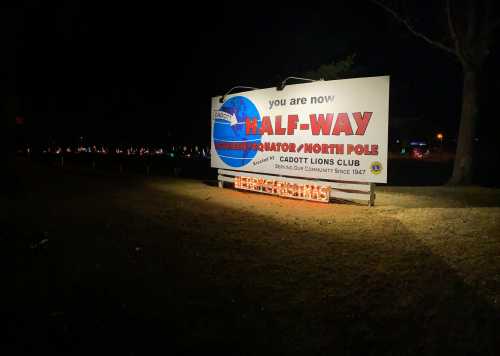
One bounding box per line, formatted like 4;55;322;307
4;160;500;354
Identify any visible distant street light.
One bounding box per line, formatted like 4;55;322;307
436;133;444;153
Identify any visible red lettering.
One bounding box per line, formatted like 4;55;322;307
319;187;330;202
275;115;286;135
332;113;353;135
287;115;299;135
310;113;333;135
352;112;372;135
354;144;364;155
245;117;258;135
346;144;378;155
259;116;273;135
311;186;319;199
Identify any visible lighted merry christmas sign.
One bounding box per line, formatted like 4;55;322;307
234;176;331;203
211;76;389;183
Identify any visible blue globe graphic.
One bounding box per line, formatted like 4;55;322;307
213;96;262;168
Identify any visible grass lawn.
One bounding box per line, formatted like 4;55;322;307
3;159;500;355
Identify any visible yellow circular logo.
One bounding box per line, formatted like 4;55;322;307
370;161;382;175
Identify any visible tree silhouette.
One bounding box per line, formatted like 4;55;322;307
304;54;357;81
372;0;499;184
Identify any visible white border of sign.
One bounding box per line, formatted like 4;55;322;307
211;76;389;204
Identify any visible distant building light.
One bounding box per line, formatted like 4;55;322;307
409;141;427;146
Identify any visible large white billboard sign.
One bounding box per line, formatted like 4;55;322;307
211;76;389;183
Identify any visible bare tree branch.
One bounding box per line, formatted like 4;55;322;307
445;0;465;64
445;1;459;47
371;0;457;57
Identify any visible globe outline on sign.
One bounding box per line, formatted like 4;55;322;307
213;96;262;168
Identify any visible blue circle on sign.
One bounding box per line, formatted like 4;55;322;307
213;96;262;168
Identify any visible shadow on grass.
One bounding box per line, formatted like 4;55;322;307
3;159;499;355
203;179;220;188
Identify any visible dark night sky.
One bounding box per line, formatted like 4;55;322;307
5;1;500;145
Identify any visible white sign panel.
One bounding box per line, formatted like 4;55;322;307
211;76;389;183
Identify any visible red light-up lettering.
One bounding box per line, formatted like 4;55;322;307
234;176;330;203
